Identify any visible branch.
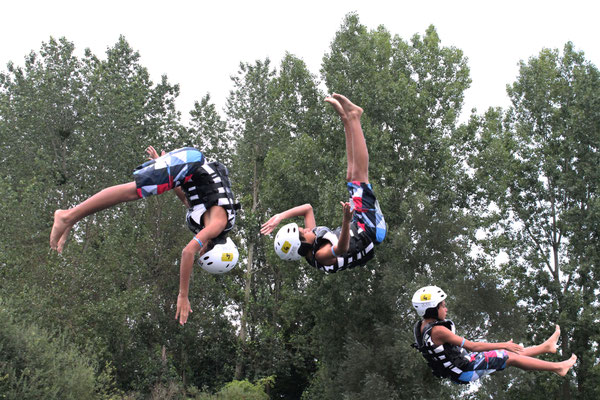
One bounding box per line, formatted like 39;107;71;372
525;224;554;277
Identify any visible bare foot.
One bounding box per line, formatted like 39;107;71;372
325;96;346;118
50;209;71;251
544;325;561;354
555;354;577;377
331;93;363;119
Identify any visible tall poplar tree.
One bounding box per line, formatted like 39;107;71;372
226;59;277;380
301;14;487;399
471;43;600;399
225;53;326;396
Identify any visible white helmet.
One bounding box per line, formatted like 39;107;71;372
197;237;239;274
412;286;447;317
274;223;302;261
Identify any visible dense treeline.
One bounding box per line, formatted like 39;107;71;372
0;13;598;399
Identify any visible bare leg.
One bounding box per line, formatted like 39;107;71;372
506;352;577;377
521;325;561;357
331;93;368;183
50;182;139;252
197;205;228;246
325;96;354;181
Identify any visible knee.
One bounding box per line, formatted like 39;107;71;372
505;351;520;366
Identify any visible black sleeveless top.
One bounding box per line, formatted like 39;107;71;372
305;223;375;273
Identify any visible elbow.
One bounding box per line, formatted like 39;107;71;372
181;247;196;260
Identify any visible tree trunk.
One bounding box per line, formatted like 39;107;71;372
235;154;260;380
235;243;254;380
181;347;187;387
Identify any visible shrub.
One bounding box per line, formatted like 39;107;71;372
0;300;104;399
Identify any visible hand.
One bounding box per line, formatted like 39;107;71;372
260;214;282;235
175;293;192;325
503;340;524;353
340;201;353;223
146;145;165;160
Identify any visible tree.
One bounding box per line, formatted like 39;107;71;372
302;14;491;399
470;42;600;399
0;36;221;395
225;55;326;397
0;298;117;399
225;58;276;381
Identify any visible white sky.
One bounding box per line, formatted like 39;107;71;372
2;0;599;123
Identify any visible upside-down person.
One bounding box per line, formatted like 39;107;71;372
50;146;240;325
260;94;386;273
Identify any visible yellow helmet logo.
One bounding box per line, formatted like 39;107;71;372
282;241;292;254
420;293;432;301
221;253;233;262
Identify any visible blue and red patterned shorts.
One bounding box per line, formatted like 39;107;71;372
133;147;205;198
455;350;509;383
347;181;386;244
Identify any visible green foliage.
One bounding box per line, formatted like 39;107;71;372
189;94;230;164
186;378;271;400
0;34;237;398
0;299;116;399
0;12;597;400
215;378;272;399
470;42;600;398
302;13;483;399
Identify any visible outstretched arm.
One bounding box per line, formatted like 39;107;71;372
146;146;190;208
176;236;203;325
260;203;316;235
431;326;524;353
176;205;228;325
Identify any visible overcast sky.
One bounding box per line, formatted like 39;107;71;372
2;0;599;123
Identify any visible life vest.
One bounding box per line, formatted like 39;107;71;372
412;319;470;383
181;161;240;235
305;223;375;273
